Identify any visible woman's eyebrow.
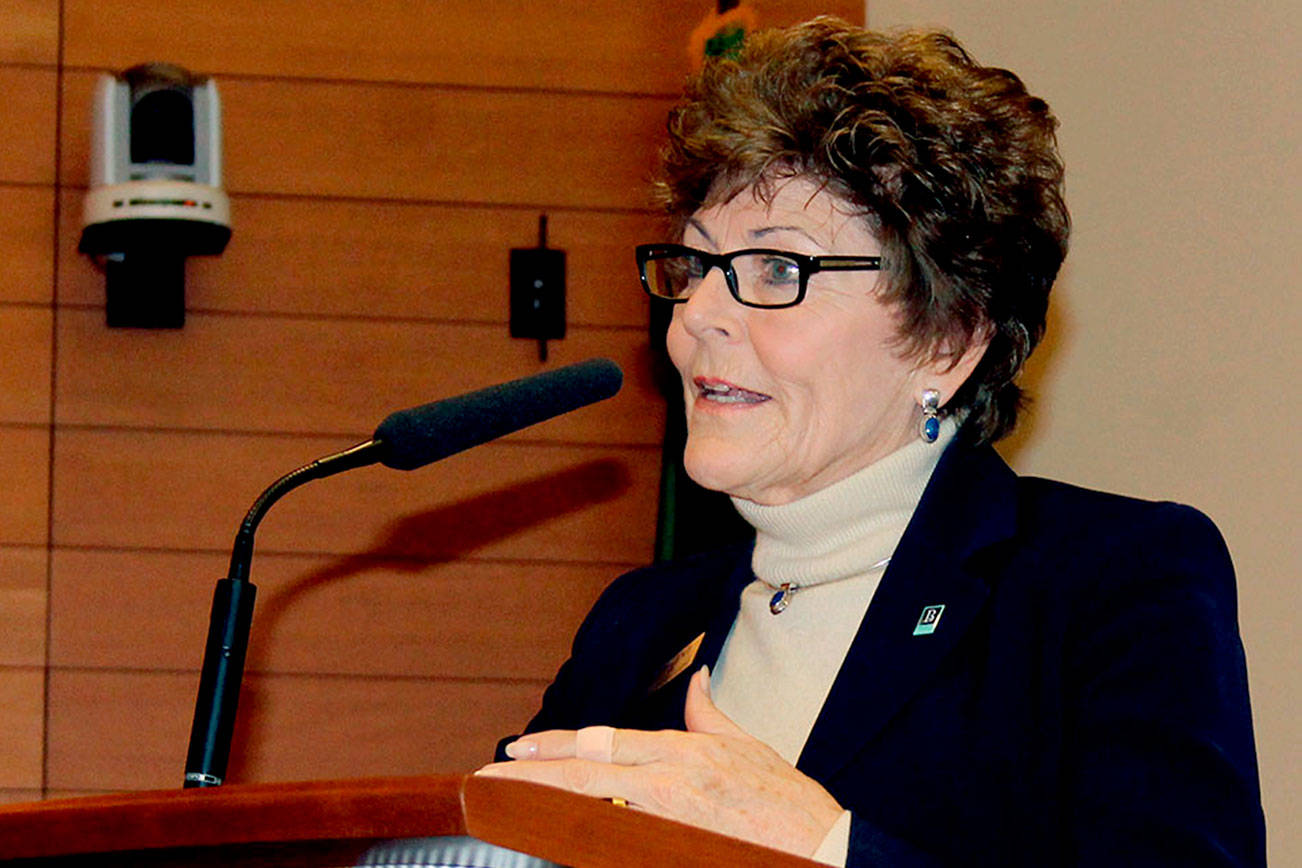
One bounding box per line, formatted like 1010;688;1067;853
751;225;822;246
684;218;716;247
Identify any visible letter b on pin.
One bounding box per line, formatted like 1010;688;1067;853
913;604;945;636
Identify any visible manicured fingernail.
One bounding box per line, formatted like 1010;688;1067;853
698;665;711;696
504;739;537;759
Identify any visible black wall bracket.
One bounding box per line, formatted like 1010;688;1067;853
509;214;566;362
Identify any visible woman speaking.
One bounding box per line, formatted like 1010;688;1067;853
479;18;1264;866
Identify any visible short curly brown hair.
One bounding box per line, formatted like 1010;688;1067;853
654;17;1069;443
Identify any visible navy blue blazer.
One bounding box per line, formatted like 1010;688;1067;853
503;441;1265;866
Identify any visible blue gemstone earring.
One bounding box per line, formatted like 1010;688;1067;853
919;389;941;443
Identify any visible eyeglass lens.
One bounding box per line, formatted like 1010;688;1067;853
644;252;803;306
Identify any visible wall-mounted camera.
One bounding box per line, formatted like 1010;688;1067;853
78;63;232;328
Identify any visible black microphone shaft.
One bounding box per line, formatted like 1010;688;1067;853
183;577;255;787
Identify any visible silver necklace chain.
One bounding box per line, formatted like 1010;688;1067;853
762;555;893;615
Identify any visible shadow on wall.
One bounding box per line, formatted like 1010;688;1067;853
225;457;634;775
247;456;633;652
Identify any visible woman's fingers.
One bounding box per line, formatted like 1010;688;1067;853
477;757;633;799
504;724;703;767
503;728;610;762
479;741;842;858
479;755;720;826
574;724;616;762
485;692;844;857
682;666;747;737
486;668;845;855
504;667;751;764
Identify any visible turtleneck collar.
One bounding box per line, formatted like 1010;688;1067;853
730;419;957;586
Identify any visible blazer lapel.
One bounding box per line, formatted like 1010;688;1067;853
627;543;755;730
797;442;1018;782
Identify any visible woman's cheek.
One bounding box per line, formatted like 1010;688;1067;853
747;314;823;377
665;317;695;376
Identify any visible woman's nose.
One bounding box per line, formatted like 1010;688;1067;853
676;264;740;340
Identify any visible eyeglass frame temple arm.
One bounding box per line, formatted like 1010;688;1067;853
809;255;882;272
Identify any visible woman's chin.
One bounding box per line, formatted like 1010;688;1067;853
682;443;769;500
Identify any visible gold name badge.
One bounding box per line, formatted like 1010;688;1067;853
645;632;705;695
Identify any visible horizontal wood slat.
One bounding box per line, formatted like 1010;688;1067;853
62;0;861;93
0;186;54;304
57;190;659;326
46;670;542;790
60;72;673;209
0;548;45;666
53;429;659;562
0;0;57;65
67;1;689;93
0;306;51;423
49;549;615;680
0;428;49;545
54;309;664;444
0;68;55;184
29;790;108;801
0;790;43;806
0;668;43;789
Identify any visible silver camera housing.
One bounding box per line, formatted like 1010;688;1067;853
79;63;231;327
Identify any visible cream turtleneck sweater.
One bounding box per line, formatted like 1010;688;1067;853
709;419;956;864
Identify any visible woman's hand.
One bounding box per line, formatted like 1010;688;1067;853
476;667;844;859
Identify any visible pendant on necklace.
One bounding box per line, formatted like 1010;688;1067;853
764;556;891;616
769;583;797;615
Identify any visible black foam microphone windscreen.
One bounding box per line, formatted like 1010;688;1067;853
373;358;624;471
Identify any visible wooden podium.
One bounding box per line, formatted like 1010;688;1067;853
0;774;823;866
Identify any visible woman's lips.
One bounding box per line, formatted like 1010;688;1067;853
693;377;771;405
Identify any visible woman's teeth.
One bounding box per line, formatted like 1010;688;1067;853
700;382;769;404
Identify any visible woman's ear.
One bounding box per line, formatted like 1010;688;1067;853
917;327;992;408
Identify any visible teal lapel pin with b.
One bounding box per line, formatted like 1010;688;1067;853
913;604;945;636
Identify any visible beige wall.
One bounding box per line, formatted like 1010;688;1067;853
868;0;1300;862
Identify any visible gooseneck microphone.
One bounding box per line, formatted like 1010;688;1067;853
372;356;623;471
183;358;623;788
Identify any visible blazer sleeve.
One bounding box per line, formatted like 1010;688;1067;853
1058;503;1264;866
493;571;635;761
845;814;943;867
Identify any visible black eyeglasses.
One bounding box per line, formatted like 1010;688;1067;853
635;243;882;309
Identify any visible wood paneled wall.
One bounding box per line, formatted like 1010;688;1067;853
0;1;860;802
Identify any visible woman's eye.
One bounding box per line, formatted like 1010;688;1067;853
760;257;800;284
